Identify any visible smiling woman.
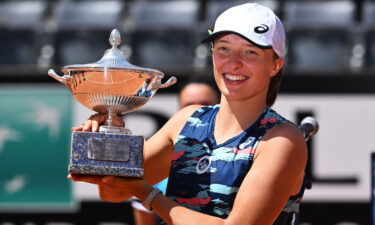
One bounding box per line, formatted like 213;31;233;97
70;3;307;225
210;34;283;105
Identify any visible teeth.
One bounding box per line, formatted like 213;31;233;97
224;74;246;81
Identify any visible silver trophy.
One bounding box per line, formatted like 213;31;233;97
48;29;176;177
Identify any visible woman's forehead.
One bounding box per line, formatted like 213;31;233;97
214;33;257;47
213;33;278;58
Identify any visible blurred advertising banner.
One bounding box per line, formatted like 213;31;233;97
274;95;375;202
0;84;73;211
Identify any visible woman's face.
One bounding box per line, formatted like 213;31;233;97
212;34;283;102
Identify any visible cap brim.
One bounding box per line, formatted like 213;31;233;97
201;31;272;50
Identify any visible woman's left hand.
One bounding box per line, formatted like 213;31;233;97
101;176;153;200
68;174;153;202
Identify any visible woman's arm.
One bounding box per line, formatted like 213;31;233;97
92;122;307;225
226;122;307;224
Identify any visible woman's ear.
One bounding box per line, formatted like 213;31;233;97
270;57;284;77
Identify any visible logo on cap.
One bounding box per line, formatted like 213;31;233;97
254;24;269;34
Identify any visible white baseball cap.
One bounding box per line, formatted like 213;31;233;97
202;3;286;58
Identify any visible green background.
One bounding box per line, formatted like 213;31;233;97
0;85;73;210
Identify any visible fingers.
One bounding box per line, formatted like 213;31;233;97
99;184;131;202
102;176;145;190
71;113;125;133
102;176;120;184
72;124;85;132
71;113;107;132
68;174;127;186
88;113;107;132
91;118;100;132
68;173;104;184
101;176;136;189
83;119;93;132
69;174;147;201
112;116;125;127
71;121;94;132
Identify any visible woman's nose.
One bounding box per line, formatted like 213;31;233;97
227;52;244;69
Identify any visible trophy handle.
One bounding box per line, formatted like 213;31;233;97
158;76;177;89
48;69;72;84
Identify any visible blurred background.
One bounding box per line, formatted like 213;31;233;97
0;0;375;224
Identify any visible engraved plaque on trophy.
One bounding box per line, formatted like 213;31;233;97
48;29;177;177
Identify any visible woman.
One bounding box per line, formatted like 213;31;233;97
70;3;307;225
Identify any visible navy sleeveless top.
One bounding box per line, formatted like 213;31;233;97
164;105;301;224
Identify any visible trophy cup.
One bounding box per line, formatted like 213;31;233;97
48;29;177;177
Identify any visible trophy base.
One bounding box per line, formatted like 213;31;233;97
70;132;144;177
69;164;144;177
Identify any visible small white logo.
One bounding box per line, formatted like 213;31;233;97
239;137;255;150
196;156;211;174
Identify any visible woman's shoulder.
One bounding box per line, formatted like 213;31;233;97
267;122;304;141
256;119;307;160
165;104;209;139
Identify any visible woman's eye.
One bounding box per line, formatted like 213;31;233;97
218;46;229;52
245;50;257;55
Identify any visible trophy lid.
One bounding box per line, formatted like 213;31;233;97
62;29;163;77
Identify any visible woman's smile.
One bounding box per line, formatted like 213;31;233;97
223;73;249;85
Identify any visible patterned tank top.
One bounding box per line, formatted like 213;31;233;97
164;105;301;224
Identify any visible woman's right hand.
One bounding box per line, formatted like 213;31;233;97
71;113;125;132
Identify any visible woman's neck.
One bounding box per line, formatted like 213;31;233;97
214;96;267;145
